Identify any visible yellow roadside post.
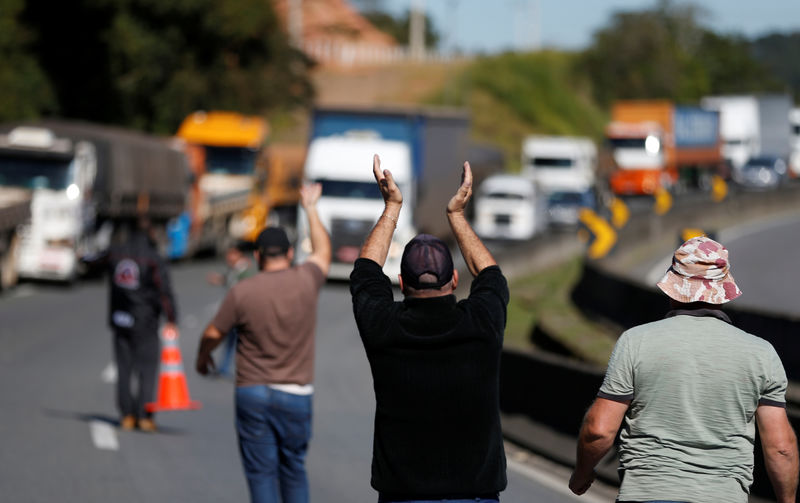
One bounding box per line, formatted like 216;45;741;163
653;187;673;215
578;208;617;259
711;174;728;202
610;197;630;229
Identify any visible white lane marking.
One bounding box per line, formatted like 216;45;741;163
9;285;36;298
89;420;119;451
506;457;610;503
101;362;117;384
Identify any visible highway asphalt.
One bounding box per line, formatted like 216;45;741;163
0;256;609;502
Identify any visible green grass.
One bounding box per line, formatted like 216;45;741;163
505;256;618;366
428;50;608;173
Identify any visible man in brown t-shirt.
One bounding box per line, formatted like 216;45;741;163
195;183;330;503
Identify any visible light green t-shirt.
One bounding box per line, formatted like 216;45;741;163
599;312;787;503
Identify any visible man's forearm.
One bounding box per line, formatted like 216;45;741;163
764;442;799;502
306;206;331;260
575;431;614;478
447;210;495;277
359;203;401;266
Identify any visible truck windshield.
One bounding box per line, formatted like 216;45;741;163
0;154;72;190
607;138;646;149
205;146;258;175
531;157;573;168
317;179;382;199
484;192;526;200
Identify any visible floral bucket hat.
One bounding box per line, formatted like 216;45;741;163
656;236;742;304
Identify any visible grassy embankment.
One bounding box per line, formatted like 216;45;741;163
429;51;618;365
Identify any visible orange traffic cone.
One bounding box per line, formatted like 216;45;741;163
146;325;202;412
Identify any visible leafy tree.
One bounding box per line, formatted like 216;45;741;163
751;32;800;99
581;0;780;106
0;0;56;121
20;0;314;133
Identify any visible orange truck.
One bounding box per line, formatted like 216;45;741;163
606;100;723;195
167;111;269;258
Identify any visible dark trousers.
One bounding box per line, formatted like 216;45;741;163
113;328;160;418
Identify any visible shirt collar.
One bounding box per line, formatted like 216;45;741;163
403;294;457;310
665;308;732;324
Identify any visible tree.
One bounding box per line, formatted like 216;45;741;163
0;0;56;121
20;0;314;133
580;0;780;106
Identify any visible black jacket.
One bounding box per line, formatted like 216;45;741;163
350;258;509;500
106;230;177;334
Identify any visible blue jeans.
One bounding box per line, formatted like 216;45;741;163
236;385;312;503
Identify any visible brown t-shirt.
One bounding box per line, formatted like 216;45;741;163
212;262;325;387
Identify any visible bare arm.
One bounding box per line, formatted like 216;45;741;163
360;154;403;266
195;324;225;376
300;182;331;276
569;397;630;495
757;405;799;503
446;162;496;277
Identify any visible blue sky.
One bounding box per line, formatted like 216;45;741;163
366;0;800;53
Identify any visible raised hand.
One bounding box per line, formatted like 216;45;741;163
447;161;473;215
299;182;323;209
372;154;403;207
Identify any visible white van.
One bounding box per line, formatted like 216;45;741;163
521;135;597;194
296;134;415;282
473;174;546;241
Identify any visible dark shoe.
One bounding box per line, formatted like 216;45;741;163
138;418;157;433
120;415;136;431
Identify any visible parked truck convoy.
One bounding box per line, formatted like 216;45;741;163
295;105;494;281
0;121;188;283
700;94;793;174
167;111;269;258
606;100;723;196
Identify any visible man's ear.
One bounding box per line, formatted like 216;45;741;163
398;274;405;293
287;247;295;263
451;269;459;291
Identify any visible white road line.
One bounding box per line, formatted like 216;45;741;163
89;420;119;451
506;458;610;503
101;362;117;384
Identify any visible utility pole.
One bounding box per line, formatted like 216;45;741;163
288;0;303;49
409;0;426;60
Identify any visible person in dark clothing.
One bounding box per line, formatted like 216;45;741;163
106;218;178;432
350;155;509;502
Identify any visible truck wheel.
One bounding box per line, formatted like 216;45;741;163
0;232;20;291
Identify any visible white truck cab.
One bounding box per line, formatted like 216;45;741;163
521;135;597;194
0;127;97;282
473;174;546;240
296;134;414;282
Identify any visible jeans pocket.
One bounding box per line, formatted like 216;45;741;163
235;386;270;441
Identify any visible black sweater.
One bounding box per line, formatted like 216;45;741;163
350;258;509;500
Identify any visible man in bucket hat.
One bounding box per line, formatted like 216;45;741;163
350;156;508;502
570;236;798;503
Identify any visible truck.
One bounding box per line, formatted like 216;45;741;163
167;111;269;258
295;105;494;281
0;187;31;290
521;135;598;226
606;100;723;196
700;94;793;174
790;107;800;178
0;121;188;283
521;135;597;194
473;174;547;240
